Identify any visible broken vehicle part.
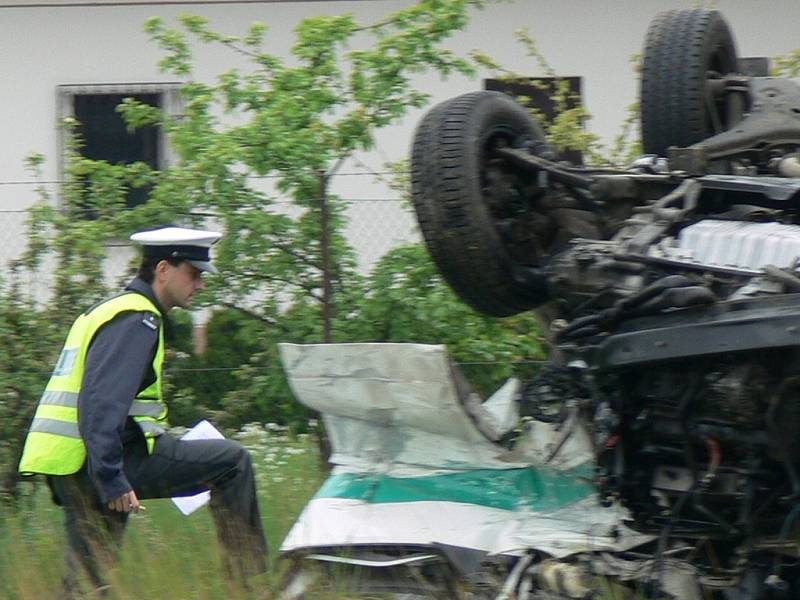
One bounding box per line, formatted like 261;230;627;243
281;7;800;600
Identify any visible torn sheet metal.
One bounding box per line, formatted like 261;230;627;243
279;343;653;558
279;342;510;473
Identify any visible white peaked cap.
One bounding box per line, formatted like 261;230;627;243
130;226;222;274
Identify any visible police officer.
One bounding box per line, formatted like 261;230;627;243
18;226;268;597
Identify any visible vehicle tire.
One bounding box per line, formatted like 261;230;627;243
640;9;741;157
410;91;552;317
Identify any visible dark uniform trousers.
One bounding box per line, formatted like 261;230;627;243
48;432;269;596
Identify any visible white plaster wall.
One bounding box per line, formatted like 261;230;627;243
2;0;800;279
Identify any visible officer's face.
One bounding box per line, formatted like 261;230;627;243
159;260;206;310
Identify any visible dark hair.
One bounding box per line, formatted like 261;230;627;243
137;255;185;284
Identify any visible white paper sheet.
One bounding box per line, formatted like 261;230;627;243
170;420;225;516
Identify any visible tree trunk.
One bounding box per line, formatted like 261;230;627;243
319;171;333;344
316;171;333;467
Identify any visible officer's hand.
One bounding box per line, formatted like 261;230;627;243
108;490;143;513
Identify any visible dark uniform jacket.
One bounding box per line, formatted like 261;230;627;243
78;278;166;503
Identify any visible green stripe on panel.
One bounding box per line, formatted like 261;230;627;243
314;466;594;511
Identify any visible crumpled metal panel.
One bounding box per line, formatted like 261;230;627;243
281;496;649;558
279;342;516;472
279;343;654;558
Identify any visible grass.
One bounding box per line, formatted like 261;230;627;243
0;424;325;600
0;425;646;599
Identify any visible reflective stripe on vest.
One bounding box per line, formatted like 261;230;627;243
29;417;80;438
18;292;167;476
38;391;164;419
40;390;77;407
137;420;167;435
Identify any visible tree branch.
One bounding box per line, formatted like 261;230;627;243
271;241;322;270
260;273;324;302
220;39;261;60
326;155;348;180
219;301;289;333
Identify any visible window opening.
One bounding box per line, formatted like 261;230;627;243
73;92;161;209
485;76;584;165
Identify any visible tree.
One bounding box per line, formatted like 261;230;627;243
127;1;490;338
218;243;547;430
5;0;499;492
24;0;493;336
472;27;642;166
0;270;63;502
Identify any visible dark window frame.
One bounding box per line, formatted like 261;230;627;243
56;82;183;207
485;76;584;165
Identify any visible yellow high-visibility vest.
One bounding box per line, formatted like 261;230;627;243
18;292;167;475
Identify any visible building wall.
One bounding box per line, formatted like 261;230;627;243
2;0;800;279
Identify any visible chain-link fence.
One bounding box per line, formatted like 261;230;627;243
0;170;423;293
0;167;550;474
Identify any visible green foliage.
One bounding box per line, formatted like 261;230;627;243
773;49;800;77
221;244;546;429
3;0;552;494
2;428;323;597
354;244;546;394
0;274;62;503
12;0;501;430
129;1;492;322
166;308;271;428
473;28;642;166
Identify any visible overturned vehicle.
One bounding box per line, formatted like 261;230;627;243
280;9;800;600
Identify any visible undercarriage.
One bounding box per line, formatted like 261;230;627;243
281;8;800;600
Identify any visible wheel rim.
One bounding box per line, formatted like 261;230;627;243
479;126;550;266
